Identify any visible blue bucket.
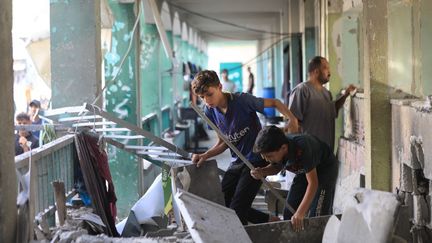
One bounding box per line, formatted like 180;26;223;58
262;87;276;117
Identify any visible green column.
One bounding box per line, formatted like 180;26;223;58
104;1;139;218
0;0;17;241
51;0;102;108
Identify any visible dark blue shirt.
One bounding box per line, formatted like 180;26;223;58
15;133;39;156
205;92;264;165
282;134;337;179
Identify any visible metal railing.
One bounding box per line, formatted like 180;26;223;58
15;134;76;228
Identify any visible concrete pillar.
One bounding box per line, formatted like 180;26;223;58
289;0;304;88
50;0;102;108
0;0;17;241
363;0;391;191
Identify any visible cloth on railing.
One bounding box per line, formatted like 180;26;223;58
75;130;119;237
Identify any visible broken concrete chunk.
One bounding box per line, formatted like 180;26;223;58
322;215;341;243
171;160;225;206
337;207;373;243
175;190;251;243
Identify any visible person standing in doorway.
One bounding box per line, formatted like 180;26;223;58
220;69;236;93
289;56;356;151
28;99;43;139
247;66;255;94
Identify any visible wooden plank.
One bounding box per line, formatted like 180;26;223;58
190;103;294;214
85;103;190;158
175;190;252;243
52;181;66;225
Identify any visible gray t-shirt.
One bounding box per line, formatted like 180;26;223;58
289;82;337;151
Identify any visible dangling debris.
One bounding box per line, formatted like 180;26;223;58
75;130;119;236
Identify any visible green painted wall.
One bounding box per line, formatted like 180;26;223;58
181;40;191;105
173;35;186;105
139;23;160;135
388;0;413;95
51;0;101;108
328;13;344;152
104;1;139;218
161;31;173;108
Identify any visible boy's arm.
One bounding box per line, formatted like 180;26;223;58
191;136;228;167
291;168;319;232
263;98;299;133
250;163;283;180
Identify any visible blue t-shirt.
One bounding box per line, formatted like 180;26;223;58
204;92;264;165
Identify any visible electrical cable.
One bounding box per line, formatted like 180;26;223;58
168;1;291;36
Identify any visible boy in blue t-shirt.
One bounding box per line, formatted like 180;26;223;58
191;70;299;224
251;125;338;232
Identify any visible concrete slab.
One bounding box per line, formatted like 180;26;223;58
245;215;334;243
337;207;373;243
333;189;400;243
322;215;340;243
175;190;252;243
171;160;225;206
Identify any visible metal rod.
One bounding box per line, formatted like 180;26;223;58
58;115;103;122
84;103;190;158
124;145;167;151
136;150;182;157
72;121;116;127
190;103;295;214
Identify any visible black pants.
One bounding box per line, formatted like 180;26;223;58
283;159;339;220
222;160;269;225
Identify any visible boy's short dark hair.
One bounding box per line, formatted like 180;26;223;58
191;70;220;95
221;69;228;74
308;56;325;73
16;112;31;122
253;125;287;153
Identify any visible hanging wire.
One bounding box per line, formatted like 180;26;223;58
168;1;291;36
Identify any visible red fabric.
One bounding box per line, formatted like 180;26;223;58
84;134;118;219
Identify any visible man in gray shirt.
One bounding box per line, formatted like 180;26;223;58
289;56;356;151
